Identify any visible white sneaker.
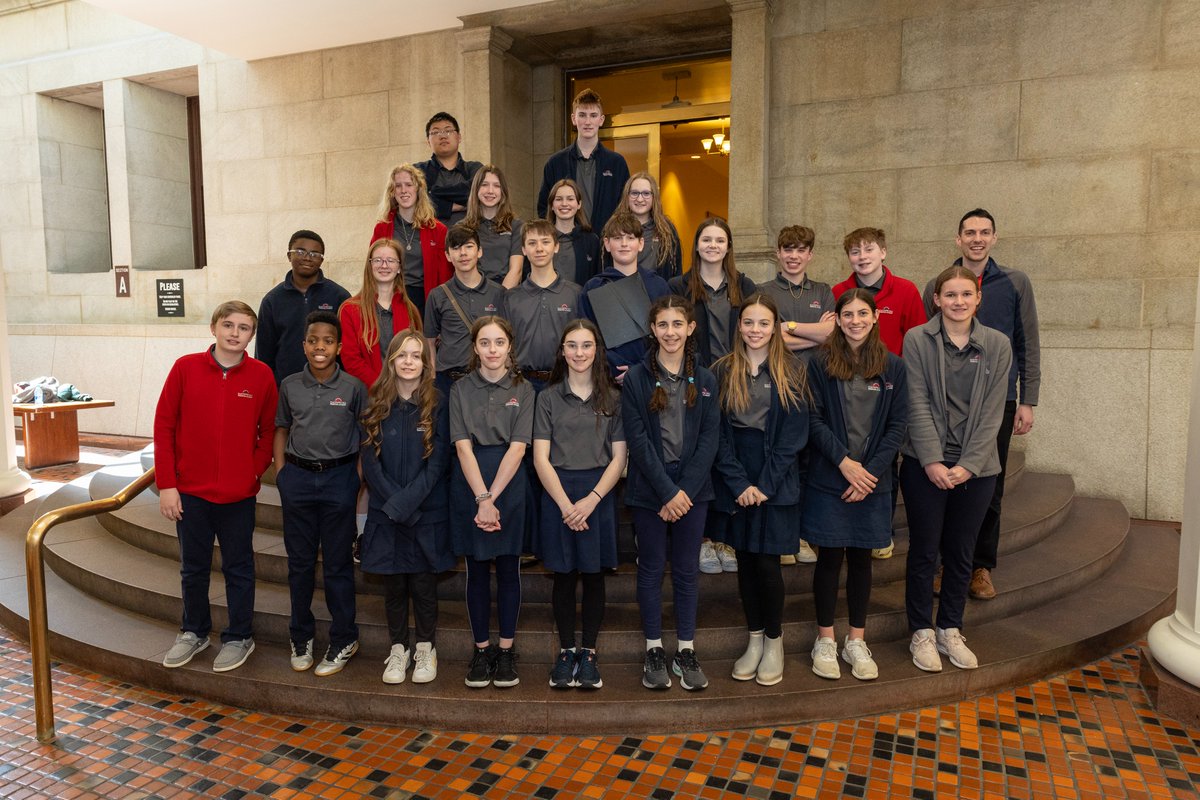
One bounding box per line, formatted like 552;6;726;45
412;642;437;684
314;640;358;677
841;636;878;680
910;629;943;673
289;639;314;672
796;540;818;563
810;636;840;680
936;627;978;669
382;644;409;684
871;539;895;559
716;543;738;573
699;541;721;574
780;553;797;565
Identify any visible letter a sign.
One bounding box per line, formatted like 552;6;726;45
114;265;130;298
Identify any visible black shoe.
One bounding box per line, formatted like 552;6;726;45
493;647;519;688
352;534;363;565
672;648;709;691
465;645;496;688
549;648;577;689
642;646;671;690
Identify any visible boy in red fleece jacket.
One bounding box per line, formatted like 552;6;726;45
832;227;926;356
155;300;278;673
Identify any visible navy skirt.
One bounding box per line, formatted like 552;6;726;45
451;443;528;560
723;427;801;556
538;466;618;573
360;516;455;575
800;483;891;549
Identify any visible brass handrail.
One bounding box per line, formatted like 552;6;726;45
25;466;156;743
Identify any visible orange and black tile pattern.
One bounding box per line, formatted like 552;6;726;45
0;630;1197;799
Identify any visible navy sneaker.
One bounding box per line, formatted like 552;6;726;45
549;648;577;689
576;649;603;690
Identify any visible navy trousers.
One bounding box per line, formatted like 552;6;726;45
177;494;256;643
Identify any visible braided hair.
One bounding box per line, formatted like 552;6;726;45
646;294;698;413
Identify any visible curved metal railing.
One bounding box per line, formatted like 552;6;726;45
25;467;156;742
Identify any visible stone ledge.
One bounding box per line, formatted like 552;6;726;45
1139;645;1200;730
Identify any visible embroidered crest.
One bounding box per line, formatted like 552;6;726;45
329;397;348;407
878;306;894;315
505;397;520;408
809;300;822;308
237;390;254;399
700;388;712;398
484;304;498;312
867;381;882;392
557;304;572;313
317;303;334;311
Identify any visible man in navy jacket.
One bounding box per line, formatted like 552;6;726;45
536;88;630;239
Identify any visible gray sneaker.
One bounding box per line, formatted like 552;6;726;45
314;641;359;677
642;646;671;690
672;648;709;691
163;632;209;668
212;638;255;673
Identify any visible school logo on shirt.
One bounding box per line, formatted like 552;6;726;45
700;388;712;398
867;381;882;392
237;389;254;399
329;397;348;407
885;381;894;390
485;303;498;312
969;354;982;364
557;304;572;313
317;302;334;311
809;300;822;309
602;169;614;177
878;306;894;315
505;397;521;408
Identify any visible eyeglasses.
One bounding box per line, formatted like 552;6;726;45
628;190;653;199
428;128;458;138
370;257;400;267
287;248;324;261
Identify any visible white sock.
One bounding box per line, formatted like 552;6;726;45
355;513;366;536
646;638;663;651
677;639;694;652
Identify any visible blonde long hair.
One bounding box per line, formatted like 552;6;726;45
374;164;438;230
361;332;438;458
714;294;809;413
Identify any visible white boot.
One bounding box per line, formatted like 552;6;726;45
756;635;784;686
732;630;764;680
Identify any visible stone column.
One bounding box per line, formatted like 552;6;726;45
0;278;33;510
727;0;774;281
457;26;514;168
1147;273;1200;692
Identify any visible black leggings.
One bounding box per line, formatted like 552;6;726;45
736;551;785;638
383;572;438;649
552;571;606;650
813;546;873;629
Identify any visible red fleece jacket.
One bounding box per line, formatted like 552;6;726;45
833;266;927;356
371;214;453;301
154;348;277;503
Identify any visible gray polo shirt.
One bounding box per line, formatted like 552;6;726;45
942;332;980;462
574;144;596;220
636;219;660;273
503;274;582;372
758;274;836;325
393;216;424;297
554;230;577;282
705;279;732;361
276;365;367;460
449;371;535;446
425;274;506;371
658;365;687;464
729;367;772;431
476;217;524;284
533;382;624;470
841;374;881;461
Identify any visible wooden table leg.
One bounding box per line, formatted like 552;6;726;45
21;409;81;469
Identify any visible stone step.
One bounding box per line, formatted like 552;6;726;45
42;469;1113;664
91;453;1064;604
0;491;1174;734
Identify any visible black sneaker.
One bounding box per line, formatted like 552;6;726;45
464;645;496;688
576;649;602;690
549;648;577;689
493;647;519;688
672;648;709;691
642;646;671;690
352;534;363;565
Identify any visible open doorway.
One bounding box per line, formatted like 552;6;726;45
568;55;731;263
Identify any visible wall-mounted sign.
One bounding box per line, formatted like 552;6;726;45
114;265;130;297
157;279;184;317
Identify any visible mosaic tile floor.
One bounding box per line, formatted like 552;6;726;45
0;630;1197;800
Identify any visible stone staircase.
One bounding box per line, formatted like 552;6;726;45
0;450;1178;734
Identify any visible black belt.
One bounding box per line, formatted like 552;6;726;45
521;369;552;383
285;452;357;472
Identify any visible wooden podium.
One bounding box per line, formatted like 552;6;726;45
12;400;115;469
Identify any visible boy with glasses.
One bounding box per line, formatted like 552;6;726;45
416;113;482;227
256;230;350;385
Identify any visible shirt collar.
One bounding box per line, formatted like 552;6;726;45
300;364;343;387
467;370;513;390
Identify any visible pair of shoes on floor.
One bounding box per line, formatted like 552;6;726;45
383;642;438;684
699;541;721;574
811;635;878;681
732;631;785;685
163;633;256;673
288;639;359;677
642;646;709;691
931;565;997;600
465;644;519;688
549;648;603;689
796;540;818;564
910;627;979;672
715;543;737;572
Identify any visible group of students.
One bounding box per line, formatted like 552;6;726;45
152;86;1039;692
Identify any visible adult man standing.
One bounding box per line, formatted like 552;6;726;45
415;112;482;227
537;89;630;239
922;208;1040;600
